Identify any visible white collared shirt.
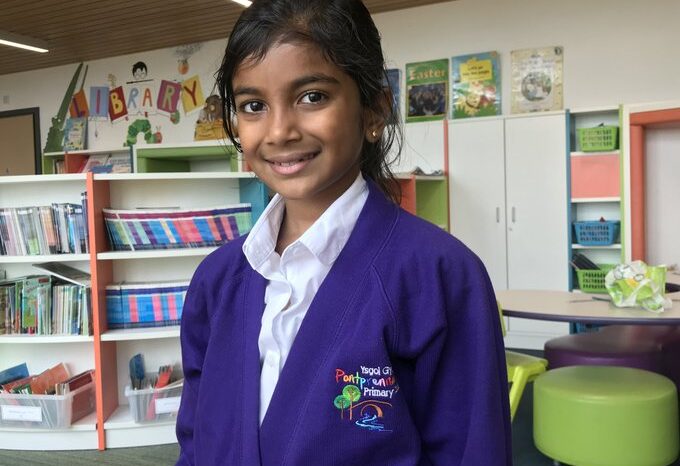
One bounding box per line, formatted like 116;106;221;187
242;173;368;424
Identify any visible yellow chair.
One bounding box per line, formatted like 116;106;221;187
498;302;548;421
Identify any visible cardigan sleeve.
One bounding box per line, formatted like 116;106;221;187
408;254;512;465
175;273;210;466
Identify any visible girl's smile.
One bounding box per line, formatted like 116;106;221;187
266;150;320;175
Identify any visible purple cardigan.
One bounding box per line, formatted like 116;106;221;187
176;181;512;465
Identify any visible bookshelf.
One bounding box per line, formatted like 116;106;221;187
1;141;450;450
43;147;133;175
132;141;239;173
0;174;97;449
395;173;449;231
87;170;268;449
567;107;624;291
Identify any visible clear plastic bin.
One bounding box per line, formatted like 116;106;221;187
0;381;95;429
124;381;183;423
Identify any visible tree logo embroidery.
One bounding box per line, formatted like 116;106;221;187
333;365;398;432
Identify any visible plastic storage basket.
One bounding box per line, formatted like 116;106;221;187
574;220;620;246
0;381;95;429
124;381;183;423
106;281;189;330
575;264;616;294
576;125;619;152
103;204;252;251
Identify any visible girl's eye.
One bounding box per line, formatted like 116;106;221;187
240;101;265;113
300;91;326;104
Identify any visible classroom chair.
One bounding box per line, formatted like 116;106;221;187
498;302;548;421
533;365;679;466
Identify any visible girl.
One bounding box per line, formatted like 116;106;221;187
176;0;511;464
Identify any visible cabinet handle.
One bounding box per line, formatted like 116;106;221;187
496;207;500;223
511;206;516;223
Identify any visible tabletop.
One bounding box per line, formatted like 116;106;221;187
497;289;680;325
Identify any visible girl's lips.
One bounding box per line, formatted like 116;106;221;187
268;152;319;175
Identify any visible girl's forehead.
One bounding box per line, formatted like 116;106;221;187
235;41;334;77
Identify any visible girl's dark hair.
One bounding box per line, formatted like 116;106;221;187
216;0;402;203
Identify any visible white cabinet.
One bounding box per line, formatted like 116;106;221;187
448;117;507;292
449;113;570;349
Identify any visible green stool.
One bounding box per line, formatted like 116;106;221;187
534;366;679;466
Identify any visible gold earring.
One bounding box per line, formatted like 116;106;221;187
371;129;379;139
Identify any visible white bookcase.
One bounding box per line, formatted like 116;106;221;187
0;170;268;450
0;174;98;450
88;171;267;449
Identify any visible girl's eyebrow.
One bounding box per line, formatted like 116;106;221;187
233;73;340;98
291;73;340;89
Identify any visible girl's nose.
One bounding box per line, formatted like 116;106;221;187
265;106;302;145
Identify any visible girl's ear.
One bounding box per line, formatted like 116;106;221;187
364;89;390;143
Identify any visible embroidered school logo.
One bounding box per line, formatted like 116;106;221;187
333;365;398;432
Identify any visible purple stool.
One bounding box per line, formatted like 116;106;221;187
545;325;680;389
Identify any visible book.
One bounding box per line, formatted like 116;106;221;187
58;369;96;423
510;46;564;114
29;362;70;395
405;59;449;122
451;51;501;119
62;117;88;151
31;262;91;287
80;154;109;173
106;152;133;173
0;363;29;386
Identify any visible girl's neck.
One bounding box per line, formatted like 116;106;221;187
274;198;327;254
274;169;361;254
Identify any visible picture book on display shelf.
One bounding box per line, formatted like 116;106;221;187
405;59;448;123
79;152;132;174
451;51;501;119
511;46;564;113
62;118;87;151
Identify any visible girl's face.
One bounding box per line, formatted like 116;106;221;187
233;42;372;209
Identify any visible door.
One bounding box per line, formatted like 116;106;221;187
448;117;507;292
0;108;41;175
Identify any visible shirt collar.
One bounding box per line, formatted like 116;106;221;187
242;173;368;269
298;173;368;265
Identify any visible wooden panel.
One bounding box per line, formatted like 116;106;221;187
570;153;620;199
87;174;118;450
0;0;455;76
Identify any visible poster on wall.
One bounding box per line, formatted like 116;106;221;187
194;95;227;141
405;59;448;123
383;68;401;118
510;46;563;114
451;51;501;119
